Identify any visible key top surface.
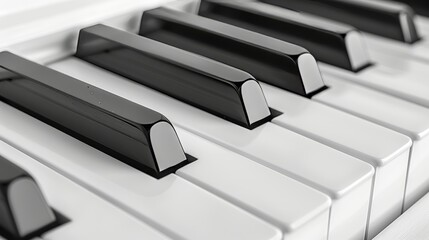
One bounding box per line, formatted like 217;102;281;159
51;57;374;240
260;0;420;43
0;141;171;240
314;75;429;212
198;0;371;71
0;101;281;240
76;24;271;129
175;128;331;239
0;156;56;240
0;51;188;178
139;7;325;97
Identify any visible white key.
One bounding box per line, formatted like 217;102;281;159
314;76;429;211
374;192;429;240
49;57;374;240
175;128;331;240
416;16;429;37
362;32;429;64
0;142;170;240
261;82;412;239
0;103;281;240
319;60;429;109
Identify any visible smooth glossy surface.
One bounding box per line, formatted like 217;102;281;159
76;24;271;129
314;75;429;211
261;0;420;43
262;82;412;239
198;0;371;71
139;7;325;97
51;58;375;240
0;141;172;240
176;128;331;239
0;156;55;239
0;101;282;240
0;51;187;178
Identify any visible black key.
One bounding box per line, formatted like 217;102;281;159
0;52;188;179
198;0;372;72
76;24;272;129
393;0;429;17
0;156;56;239
139;8;326;97
260;0;420;43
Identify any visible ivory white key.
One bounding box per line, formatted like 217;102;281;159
374;192;429;240
313;76;429;212
50;57;374;240
0;141;171;240
0;102;281;240
261;82;412;239
175;128;331;240
319;60;429;109
415;16;429;37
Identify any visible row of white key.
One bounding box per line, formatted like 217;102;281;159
261;82;412;238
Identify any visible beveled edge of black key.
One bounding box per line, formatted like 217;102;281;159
0;155;58;240
76;24;272;129
199;0;373;72
260;0;420;44
139;7;326;97
394;0;429;17
0;51;189;179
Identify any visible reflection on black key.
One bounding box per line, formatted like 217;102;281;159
0;156;55;239
198;0;372;72
139;8;326;97
260;0;420;43
0;52;188;179
76;24;272;129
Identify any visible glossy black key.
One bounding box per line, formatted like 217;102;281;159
393;0;429;17
76;24;272;129
139;8;326;97
198;0;372;72
0;156;56;239
260;0;420;43
0;52;188;179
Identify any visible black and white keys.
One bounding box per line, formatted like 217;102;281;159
69;24;376;240
0;51;189;179
258;0;420;43
0;141;172;240
139;7;326;97
0;53;282;240
0;156;56;240
75;24;271;129
198;0;371;72
136;8;422;238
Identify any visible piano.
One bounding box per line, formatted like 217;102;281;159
0;0;428;239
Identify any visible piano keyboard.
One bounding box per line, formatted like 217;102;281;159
0;0;428;239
